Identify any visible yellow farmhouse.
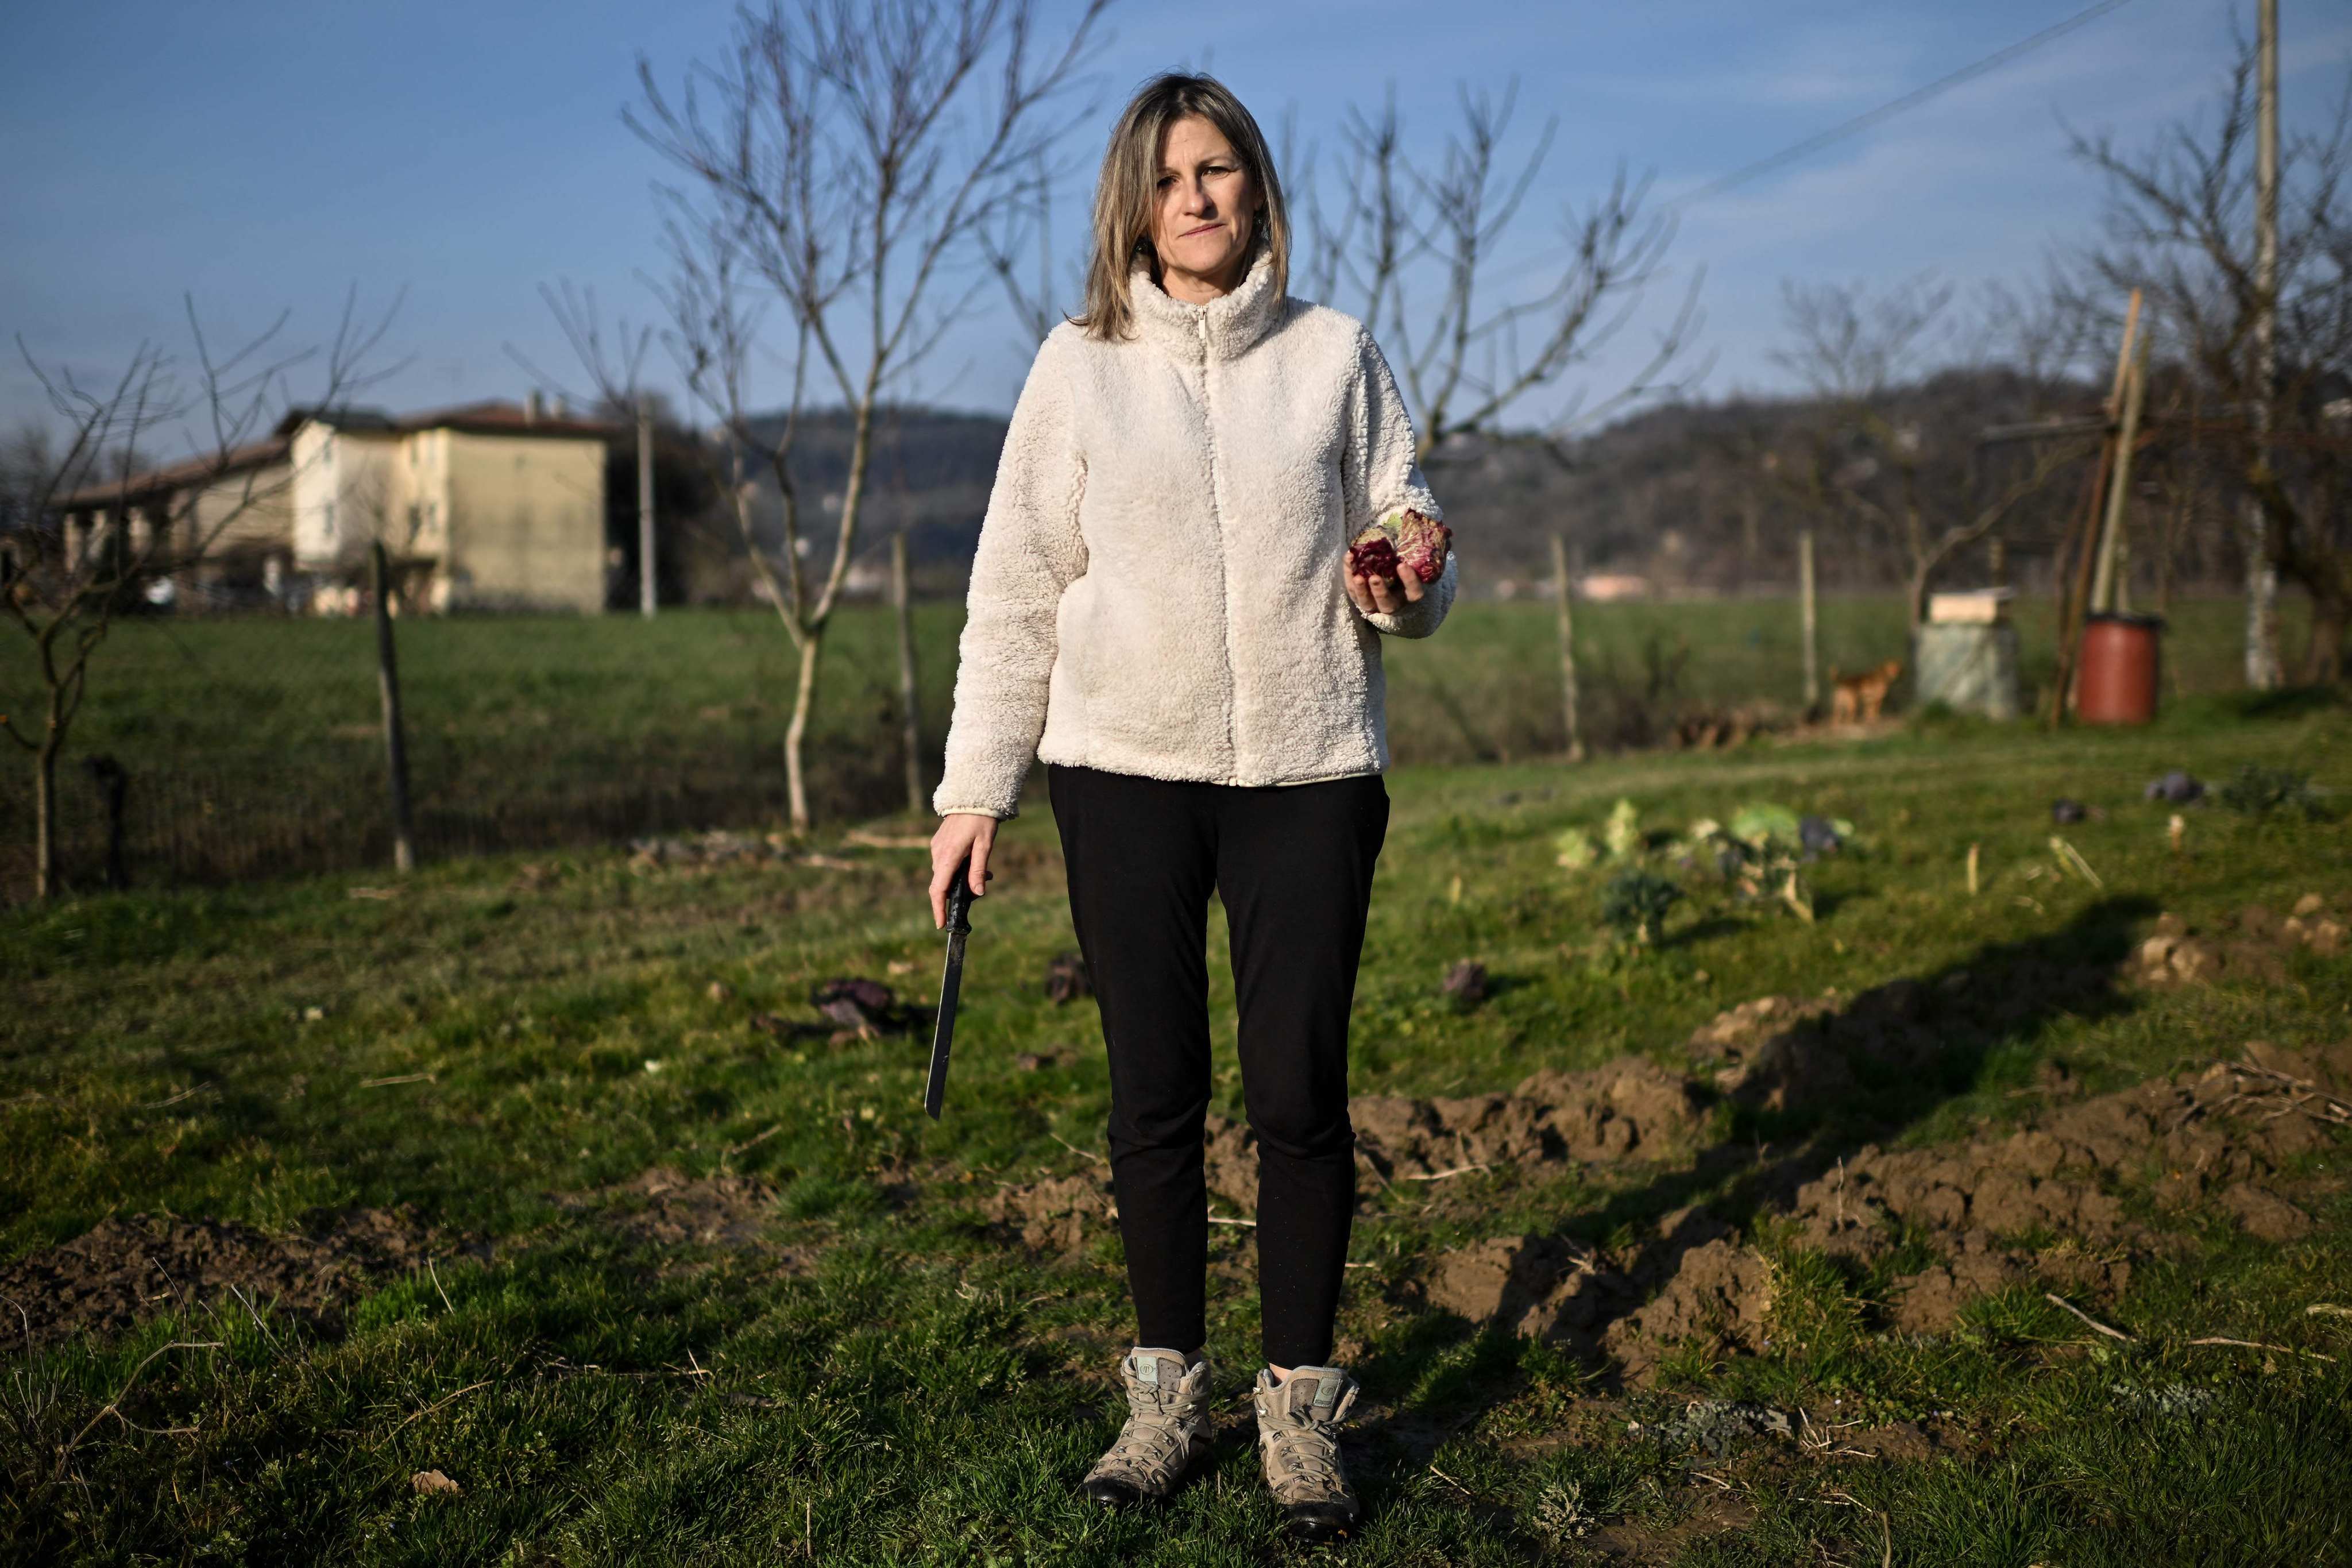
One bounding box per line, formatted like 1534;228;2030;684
57;394;619;614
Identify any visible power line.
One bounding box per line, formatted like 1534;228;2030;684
1664;0;2139;209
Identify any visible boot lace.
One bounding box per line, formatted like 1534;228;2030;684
1088;1356;1206;1491
1257;1374;1359;1503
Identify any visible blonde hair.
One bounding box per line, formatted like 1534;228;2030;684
1075;72;1290;342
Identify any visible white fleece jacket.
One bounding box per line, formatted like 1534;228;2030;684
932;236;1455;820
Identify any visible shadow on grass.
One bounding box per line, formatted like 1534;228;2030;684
1353;893;2158;1443
2227;685;2347;722
1659;916;1745;951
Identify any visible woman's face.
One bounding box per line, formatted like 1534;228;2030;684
1149;114;1258;300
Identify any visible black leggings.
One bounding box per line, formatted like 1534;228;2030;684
1046;762;1389;1368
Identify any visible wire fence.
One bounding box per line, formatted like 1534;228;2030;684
0;733;921;904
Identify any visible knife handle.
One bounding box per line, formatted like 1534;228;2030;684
945;852;976;935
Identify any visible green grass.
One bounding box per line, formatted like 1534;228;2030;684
4;666;2350;1561
2;590;2312;897
2;588;2300;769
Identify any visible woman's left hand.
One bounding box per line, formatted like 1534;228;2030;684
1342;553;1436;616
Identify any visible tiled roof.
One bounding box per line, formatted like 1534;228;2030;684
54;437;292;508
327;399;627;440
56;401;626;508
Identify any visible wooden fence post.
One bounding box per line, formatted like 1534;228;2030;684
638;392;658;619
372;542;416;874
891;528;925;815
1799;529;1820;713
1550;532;1584;763
2089;329;2152;615
86;755;129;891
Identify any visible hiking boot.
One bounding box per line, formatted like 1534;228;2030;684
1253;1364;1362;1540
1080;1347;1215;1509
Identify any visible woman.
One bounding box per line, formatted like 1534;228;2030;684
925;71;1453;1543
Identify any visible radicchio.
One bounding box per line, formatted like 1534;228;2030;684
1347;508;1451;584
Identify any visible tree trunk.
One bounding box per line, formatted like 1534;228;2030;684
892;530;925;814
2303;599;2349;686
784;628;827;835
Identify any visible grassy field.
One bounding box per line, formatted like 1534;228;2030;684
4;688;2349;1563
1;590;2307;898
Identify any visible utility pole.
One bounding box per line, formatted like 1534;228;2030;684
2246;0;2283;689
638;392;658;620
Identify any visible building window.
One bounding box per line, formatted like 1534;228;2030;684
323;501;336;540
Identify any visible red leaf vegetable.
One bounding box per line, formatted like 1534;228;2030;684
1347;508;1451;585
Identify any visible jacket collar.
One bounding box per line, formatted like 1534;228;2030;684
1127;230;1282;364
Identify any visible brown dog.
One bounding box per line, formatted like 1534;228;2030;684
1829;659;1902;724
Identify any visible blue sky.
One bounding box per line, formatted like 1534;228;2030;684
5;0;2348;442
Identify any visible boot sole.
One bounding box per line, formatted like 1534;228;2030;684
1282;1505;1360;1542
1081;1478;1165;1511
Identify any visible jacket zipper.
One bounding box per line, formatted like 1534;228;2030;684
1199;314;1243;786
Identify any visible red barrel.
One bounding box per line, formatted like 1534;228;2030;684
2076;612;2164;724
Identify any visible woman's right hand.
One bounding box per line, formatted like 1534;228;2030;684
929;813;999;928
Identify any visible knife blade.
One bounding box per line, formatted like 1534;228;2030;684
924;853;976;1119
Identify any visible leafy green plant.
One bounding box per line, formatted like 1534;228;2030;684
2216;764;2326;820
1603;797;1644;859
1600;867;1683;945
1553;826;1598;869
1684;808;1822;922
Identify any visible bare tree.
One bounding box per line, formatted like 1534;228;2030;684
3;289;402;898
1304;80;1707;460
974;146;1087;343
2067;36;2352;683
507;280;663;613
625;0;1111;833
1770;275;2096;629
0;422;60;539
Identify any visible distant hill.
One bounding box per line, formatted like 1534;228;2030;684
1422;365;2104;595
711;365;2150;601
720;404;1007;574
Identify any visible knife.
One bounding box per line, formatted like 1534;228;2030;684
924;853;977;1119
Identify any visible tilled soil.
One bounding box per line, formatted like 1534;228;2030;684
982;1055;1707;1250
1418;1034;2349;1378
1790;1038;2345;1330
2126;895;2347;988
552;1166;785;1251
546;1167;814;1281
0;1207;445;1350
985;980;2350;1385
2;1169;809;1353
